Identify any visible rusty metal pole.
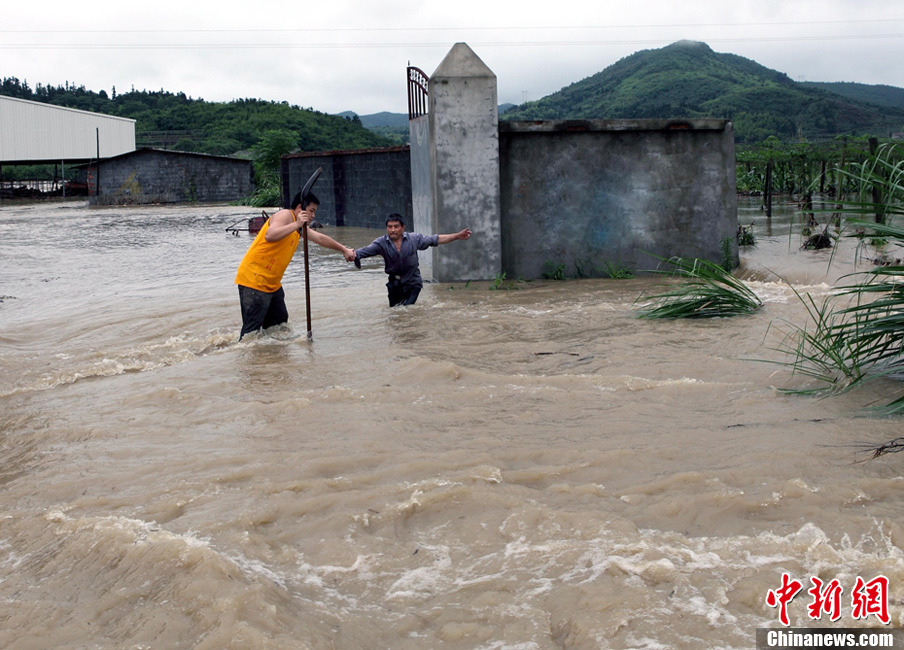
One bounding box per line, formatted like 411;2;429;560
299;167;322;341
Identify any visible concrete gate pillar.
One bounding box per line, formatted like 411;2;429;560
427;43;502;282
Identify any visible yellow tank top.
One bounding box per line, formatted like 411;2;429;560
234;213;300;292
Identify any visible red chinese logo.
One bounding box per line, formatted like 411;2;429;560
766;573;890;626
852;576;890;625
766;573;804;626
807;577;843;622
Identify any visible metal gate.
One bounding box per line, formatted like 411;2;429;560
407;66;429;120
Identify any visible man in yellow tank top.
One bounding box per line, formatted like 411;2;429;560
235;191;355;339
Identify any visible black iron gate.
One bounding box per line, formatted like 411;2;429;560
407;66;429;120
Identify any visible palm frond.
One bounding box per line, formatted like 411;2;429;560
636;256;762;319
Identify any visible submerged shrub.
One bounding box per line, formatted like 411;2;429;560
603;260;634;279
771;144;904;415
773;220;904;412
541;261;567;280
636;256;762;319
737;223;756;247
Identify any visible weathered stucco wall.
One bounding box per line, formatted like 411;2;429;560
281;147;412;229
91;148;253;205
429;43;502;283
499;119;738;279
409;115;434;280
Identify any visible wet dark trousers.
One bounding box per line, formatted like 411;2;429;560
387;278;421;307
238;285;288;338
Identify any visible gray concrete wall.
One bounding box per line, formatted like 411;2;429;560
499;119;738;280
281;147;411;229
409;116;434;280
92;148;253;205
429;43;502;282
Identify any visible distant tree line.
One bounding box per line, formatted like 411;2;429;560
0;76;391;157
1;77;394;202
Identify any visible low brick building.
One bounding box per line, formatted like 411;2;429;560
88;148;254;205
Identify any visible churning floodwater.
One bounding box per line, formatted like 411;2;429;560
1;199;903;649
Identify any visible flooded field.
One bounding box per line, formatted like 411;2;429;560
0;198;902;648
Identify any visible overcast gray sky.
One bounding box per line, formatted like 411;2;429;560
3;0;902;116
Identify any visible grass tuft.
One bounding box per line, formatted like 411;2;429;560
769;143;904;417
636;256;762;319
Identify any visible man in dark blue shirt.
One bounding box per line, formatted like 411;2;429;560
352;213;472;306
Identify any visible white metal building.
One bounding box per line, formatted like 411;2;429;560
0;95;136;163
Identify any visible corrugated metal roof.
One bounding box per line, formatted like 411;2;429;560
0;95;136;163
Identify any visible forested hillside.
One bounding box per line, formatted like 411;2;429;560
0;77;392;156
502;41;904;143
800;81;904;111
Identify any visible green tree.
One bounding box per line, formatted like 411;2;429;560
251;129;297;173
247;129;298;207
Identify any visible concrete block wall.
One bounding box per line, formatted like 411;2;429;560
278;121;738;282
276;47;738;285
499;119;738;279
92;148;253;205
281;147;412;229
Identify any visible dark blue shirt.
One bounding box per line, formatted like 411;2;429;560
355;232;439;288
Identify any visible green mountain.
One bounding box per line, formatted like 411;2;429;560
337;106;518;145
0;77;393;157
800;81;904;110
335;110;410;145
502;41;904;143
337;111;410;129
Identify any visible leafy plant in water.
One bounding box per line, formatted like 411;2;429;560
800;224;835;251
720;236;735;272
771;143;904;416
447;279;473;290
574;257;634;279
635;256;762;319
541;261;567;281
247;175;281;207
603;260;634;279
767;243;904;413
765;286;863;394
489;272;524;290
737;223;756;247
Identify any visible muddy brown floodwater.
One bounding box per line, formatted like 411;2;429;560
1;198;902;648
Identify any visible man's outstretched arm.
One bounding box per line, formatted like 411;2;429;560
436;228;472;245
307;229;356;262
